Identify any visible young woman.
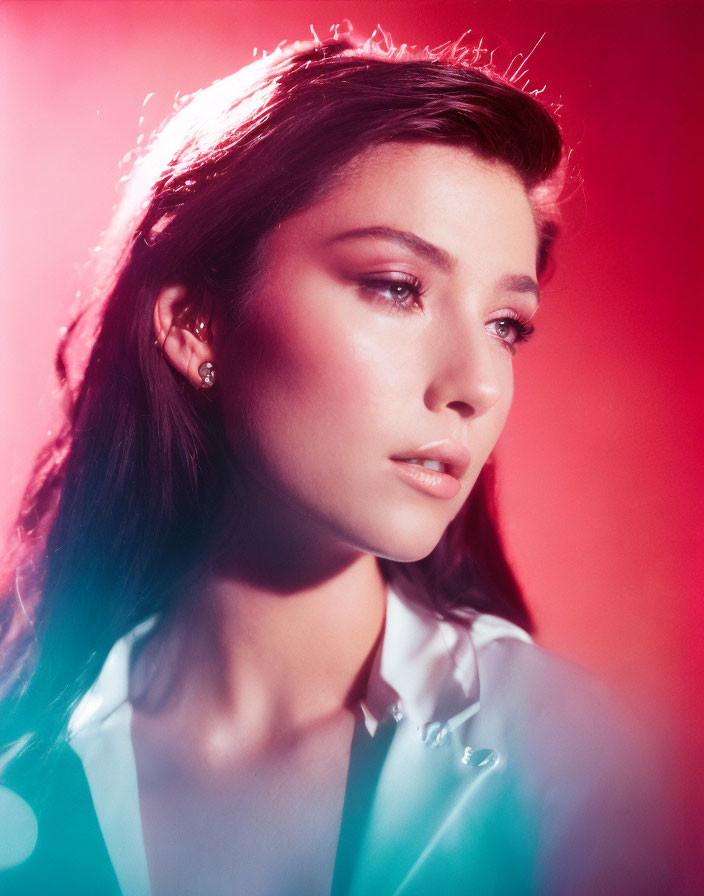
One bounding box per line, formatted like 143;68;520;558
0;32;672;896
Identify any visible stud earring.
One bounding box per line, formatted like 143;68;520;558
198;361;216;389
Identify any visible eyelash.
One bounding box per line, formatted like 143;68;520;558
357;274;425;311
357;274;535;352
487;312;535;354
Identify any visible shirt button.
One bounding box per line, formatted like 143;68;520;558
461;747;499;768
422;721;449;747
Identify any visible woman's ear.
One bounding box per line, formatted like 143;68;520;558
153;284;215;389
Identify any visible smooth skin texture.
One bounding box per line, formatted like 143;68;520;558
142;141;541;895
217;142;539;563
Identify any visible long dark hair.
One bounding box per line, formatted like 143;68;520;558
0;34;564;758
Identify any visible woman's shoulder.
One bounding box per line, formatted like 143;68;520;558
467;624;663;799
471;624;618;728
464;626;678;894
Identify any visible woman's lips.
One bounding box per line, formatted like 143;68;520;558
391;459;462;499
390;440;470;498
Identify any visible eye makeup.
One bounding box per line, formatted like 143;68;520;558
356;273;425;312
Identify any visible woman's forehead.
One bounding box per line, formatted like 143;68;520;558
264;141;538;271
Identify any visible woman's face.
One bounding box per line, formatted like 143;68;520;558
215;142;540;562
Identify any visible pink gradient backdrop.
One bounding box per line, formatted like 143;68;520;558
1;0;701;865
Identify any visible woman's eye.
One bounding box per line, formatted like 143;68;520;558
487;316;535;351
358;277;423;310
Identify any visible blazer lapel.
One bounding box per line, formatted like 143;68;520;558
333;713;507;896
331;716;397;896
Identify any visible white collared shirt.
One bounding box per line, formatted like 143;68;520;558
66;585;532;896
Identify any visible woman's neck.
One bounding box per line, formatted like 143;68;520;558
131;548;387;767
203;551;387;715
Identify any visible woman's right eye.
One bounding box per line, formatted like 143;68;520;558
357;276;424;311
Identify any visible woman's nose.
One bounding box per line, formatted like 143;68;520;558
423;323;504;419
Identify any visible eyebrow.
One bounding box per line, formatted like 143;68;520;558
326;226;454;272
326;226;540;303
496;273;541;304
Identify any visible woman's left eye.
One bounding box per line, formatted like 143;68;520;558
487;316;535;352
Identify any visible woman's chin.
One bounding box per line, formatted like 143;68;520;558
353;521;447;565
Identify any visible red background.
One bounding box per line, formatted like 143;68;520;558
1;0;702;868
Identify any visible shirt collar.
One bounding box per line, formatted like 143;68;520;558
362;585;532;740
68;616;157;741
68;586;531;742
362;586;477;739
